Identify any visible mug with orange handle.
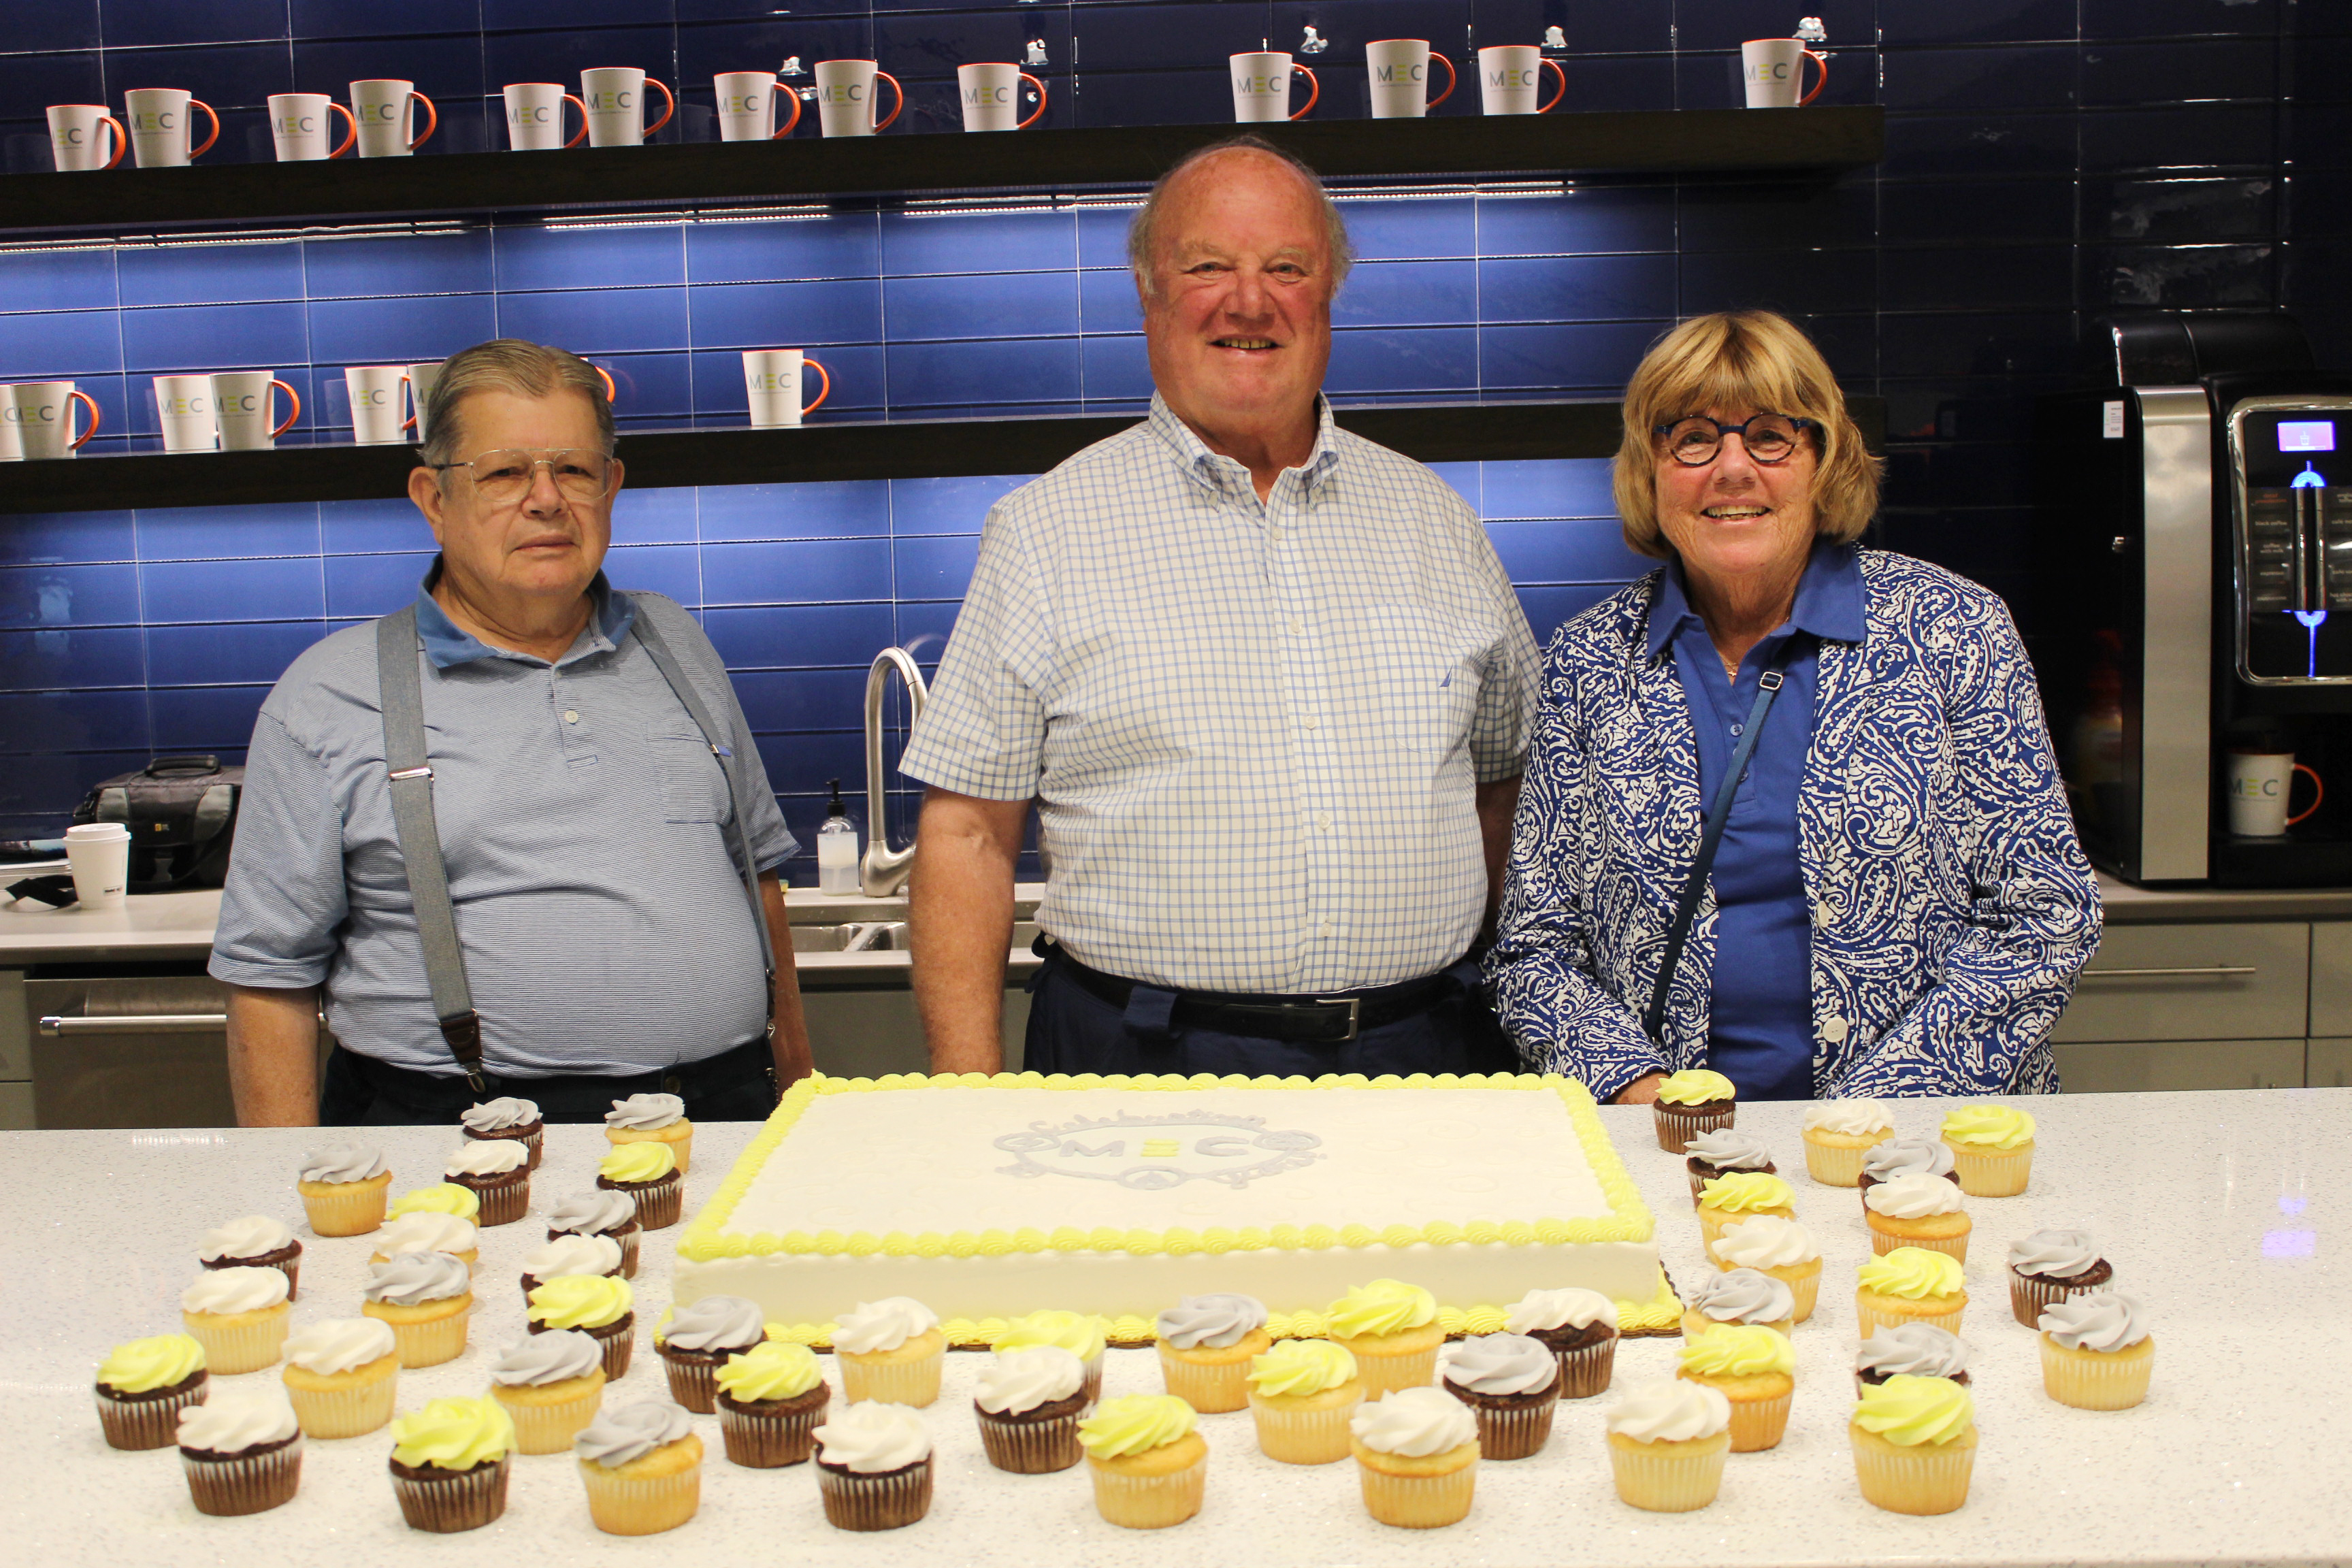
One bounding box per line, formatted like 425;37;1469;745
5;382;100;459
124;89;219;167
46;105;127;171
715;71;802;140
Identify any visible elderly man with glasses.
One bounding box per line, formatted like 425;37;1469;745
211;339;811;1126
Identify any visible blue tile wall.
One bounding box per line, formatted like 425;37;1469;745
0;1;2337;880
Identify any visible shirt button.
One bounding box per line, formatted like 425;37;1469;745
1304;715;1319;732
1318;920;1333;938
1289;617;1303;635
1822;1014;1850;1044
563;710;580;724
1730;723;1744;737
1316;812;1331;832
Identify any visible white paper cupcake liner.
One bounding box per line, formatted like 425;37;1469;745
1608;1437;1726;1512
1853;1435;1974;1514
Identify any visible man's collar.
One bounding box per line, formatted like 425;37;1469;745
414;556;634;669
1644;538;1865;662
1145;393;1341;496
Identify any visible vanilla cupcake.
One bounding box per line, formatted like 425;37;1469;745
1652;1068;1737;1152
1505;1286;1619;1396
1079;1394;1206;1531
1684;1128;1776;1205
1695;1171;1795;1249
2038;1291;2153;1410
180;1264;293;1373
1856;1135;1961;1208
295;1140;391;1236
656;1294;767;1412
389;1396;514;1532
1850;1375;1976;1514
2008;1228;2114;1326
370;1211;479;1274
1855;1247;1967;1338
1439;1333;1559;1460
198;1215;304;1299
389;1181;480;1224
94;1333;208;1451
361;1251;474;1369
1863;1171;1971;1262
1605;1378;1731;1513
1801;1098;1894;1185
1328;1279;1443;1396
836;1297;947;1406
1682;1267;1796;1339
1708;1215;1823;1322
528;1274;636;1381
1855;1323;1971;1397
460;1095;543;1170
443;1139;530;1227
1351;1386;1479;1529
548;1189;642;1279
992;1308;1105;1407
813;1401;934;1531
521;1232;623;1300
596;1143;683;1230
715;1341;831;1468
281;1318;399;1439
1940;1102;2036;1196
576;1403;704;1535
606;1090;693;1173
489;1330;608;1454
973;1345;1087;1473
1246;1338;1363;1464
1676;1324;1795;1452
178;1386;303;1516
1155;1294;1271;1413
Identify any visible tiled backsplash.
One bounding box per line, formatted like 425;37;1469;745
3;0;2345;880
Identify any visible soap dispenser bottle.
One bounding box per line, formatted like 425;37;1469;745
817;778;860;894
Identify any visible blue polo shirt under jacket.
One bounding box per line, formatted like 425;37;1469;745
210;564;797;1078
1646;540;1865;1100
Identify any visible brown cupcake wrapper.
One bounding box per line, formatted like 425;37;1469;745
601;1173;683;1230
719;1391;829;1467
660;1347;729;1414
2010;1270;2107;1328
1462;1392;1557;1460
95;1376;208;1451
181;1437;303;1517
976;1405;1085;1473
593;1317;636;1381
1553;1335;1618;1399
1653;1102;1735;1154
391;1458;509;1533
453;1171;529;1227
818;1458;934;1531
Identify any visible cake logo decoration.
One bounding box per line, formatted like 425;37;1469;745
994;1110;1323;1190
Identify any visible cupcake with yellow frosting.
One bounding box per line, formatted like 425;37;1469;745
95;1333;208;1450
488;1330;607;1453
596;1142;683;1230
1708;1215;1823;1322
180;1264;293;1373
1676;1325;1795;1452
547;1189;642;1279
992;1307;1103;1407
1695;1171;1795;1249
1855;1247;1967;1339
576;1402;704;1535
1439;1333;1560;1460
1682;1267;1797;1339
369;1211;480;1275
1940;1103;2036;1196
1505;1287;1619;1397
295;1140;391;1237
1850;1375;1976;1514
1605;1378;1732;1512
1245;1337;1364;1464
281;1318;399;1439
389;1396;514;1532
838;1297;949;1406
1079;1394;1207;1530
1155;1293;1271;1414
362;1252;474;1368
442;1139;529;1227
177;1385;304;1517
2037;1291;2153;1410
973;1345;1088;1473
1652;1068;1737;1152
716;1341;831;1467
1801;1098;1894;1186
1351;1386;1480;1529
606;1091;693;1171
529;1274;636;1380
1864;1171;1972;1263
655;1294;768;1412
1328;1279;1444;1396
813;1401;934;1531
197;1215;303;1300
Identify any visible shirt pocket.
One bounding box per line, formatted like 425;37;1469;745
1362;604;1487;754
648;728;732;825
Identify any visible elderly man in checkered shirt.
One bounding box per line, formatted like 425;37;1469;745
899;135;1543;1077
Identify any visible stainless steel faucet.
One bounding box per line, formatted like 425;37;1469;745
861;647;930;896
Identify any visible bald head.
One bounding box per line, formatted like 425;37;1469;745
1127;137;1354;301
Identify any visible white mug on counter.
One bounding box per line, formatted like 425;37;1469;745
1365;40;1455;119
957;63;1045;132
210;372;300;451
503;83;587;151
64;822;131;910
153;374;218;453
267;93;356;161
716;71;801;141
1478;46;1565;114
46;104;127;172
2227;751;2324;838
1230;51;1317;122
742;350;832;428
124;88;220;168
582;67;675;146
346;366;410;445
7;382;100;459
1742;38;1827;108
351;79;436;157
813;60;902;137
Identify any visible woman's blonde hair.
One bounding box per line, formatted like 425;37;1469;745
1612;310;1880;559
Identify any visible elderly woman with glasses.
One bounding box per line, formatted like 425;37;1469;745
1487;311;2100;1103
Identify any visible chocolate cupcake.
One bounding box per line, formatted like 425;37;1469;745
460;1096;544;1170
548;1190;642;1279
715;1342;832;1467
197;1215;304;1299
519;1232;624;1302
1504;1286;1619;1398
1856;1137;1963;1207
973;1346;1088;1473
177;1387;304;1517
2008;1228;2114;1326
657;1295;768;1414
387;1396;514;1533
443;1139;529;1227
1651;1069;1737;1153
95;1334;208;1451
813;1403;935;1531
1854;1322;1972;1398
596;1143;683;1230
1439;1333;1562;1459
1683;1129;1777;1206
528;1274;636;1381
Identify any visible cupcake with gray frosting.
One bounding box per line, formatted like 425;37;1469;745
576;1403;704;1535
198;1215;304;1300
1855;1137;1961;1209
1154;1293;1271;1413
519;1232;623;1301
362;1251;475;1369
656;1294;768;1413
295;1140;392;1237
444;1139;530;1227
973;1345;1088;1473
459;1096;543;1169
2037;1291;2153;1410
1439;1333;1562;1459
2008;1228;2114;1326
1684;1129;1777;1206
547;1189;643;1279
606;1090;693;1173
1504;1286;1619;1398
1680;1269;1797;1339
487;1330;607;1454
1854;1322;1971;1397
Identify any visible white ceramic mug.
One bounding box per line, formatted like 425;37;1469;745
124;88;220;168
1230;51;1318;122
503;83;585;151
153;374;218;453
8;382;99;459
813;60;903;137
210;371;300;451
352;79;436;157
2226;751;2324;837
46;104;127;172
406;361;446;438
716;71;801;141
957;62;1045;132
1742;39;1827;108
267;93;355;161
64;822;131;910
0;395;18;461
742;350;832;429
1478;46;1565;114
582;67;676;146
1365;40;1456;118
346;366;410;445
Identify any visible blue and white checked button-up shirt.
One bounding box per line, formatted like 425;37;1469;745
901;395;1542;994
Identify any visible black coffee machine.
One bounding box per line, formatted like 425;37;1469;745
2037;310;2352;886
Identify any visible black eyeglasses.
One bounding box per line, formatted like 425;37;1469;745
1652;414;1821;467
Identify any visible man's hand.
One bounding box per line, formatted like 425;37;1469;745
762;872;814;1092
908;787;1034;1074
227;984;323;1126
1613;1073;1665;1106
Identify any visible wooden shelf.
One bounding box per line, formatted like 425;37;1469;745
0;107;1883;238
0;397;1885;516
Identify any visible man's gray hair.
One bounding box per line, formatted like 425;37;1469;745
415;338;616;472
1126;135;1356;300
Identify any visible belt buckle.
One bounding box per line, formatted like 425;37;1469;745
1313;996;1361;1043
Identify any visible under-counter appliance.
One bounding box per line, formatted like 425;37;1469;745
2038;310;2352;886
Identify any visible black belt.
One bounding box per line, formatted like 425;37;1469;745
1045;943;1456;1045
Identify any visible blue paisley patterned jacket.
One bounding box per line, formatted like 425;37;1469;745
1487;549;2101;1101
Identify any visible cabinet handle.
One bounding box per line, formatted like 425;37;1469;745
39;1013;228;1036
2077;966;2257;979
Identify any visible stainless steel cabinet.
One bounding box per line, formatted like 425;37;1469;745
2053;924;2309;1043
2309;1038;2352;1088
2053;1038;2305;1092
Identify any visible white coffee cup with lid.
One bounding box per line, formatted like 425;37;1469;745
65;822;132;910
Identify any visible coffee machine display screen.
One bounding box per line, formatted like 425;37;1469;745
2279;421;2337;453
2234;403;2352;683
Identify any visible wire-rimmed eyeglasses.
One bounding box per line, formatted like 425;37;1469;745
429;448;617;506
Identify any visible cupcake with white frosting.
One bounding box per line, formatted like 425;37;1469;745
1605;1378;1731;1513
547;1189;642;1279
836;1297;947;1407
1680;1268;1796;1340
443;1139;529;1227
1684;1128;1776;1205
180;1265;293;1374
1855;1137;1961;1210
198;1215;303;1299
813;1401;934;1531
1708;1215;1824;1322
655;1294;767;1413
2037;1291;2153;1410
1505;1286;1619;1397
992;1308;1103;1407
1154;1293;1271;1413
488;1330;607;1454
1350;1386;1480;1528
715;1341;831;1468
459;1095;543;1169
370;1210;479;1275
178;1385;304;1516
576;1403;704;1535
2008;1228;2114;1326
94;1333;208;1451
520;1232;623;1300
1864;1171;1972;1264
295;1140;391;1236
973;1345;1088;1473
362;1251;474;1369
1801;1098;1894;1186
1854;1322;1971;1398
280;1317;399;1438
1439;1333;1560;1459
606;1091;693;1173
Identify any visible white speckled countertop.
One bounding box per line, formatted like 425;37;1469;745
3;1090;2345;1567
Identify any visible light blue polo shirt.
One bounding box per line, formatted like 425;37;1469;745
210;564;797;1078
